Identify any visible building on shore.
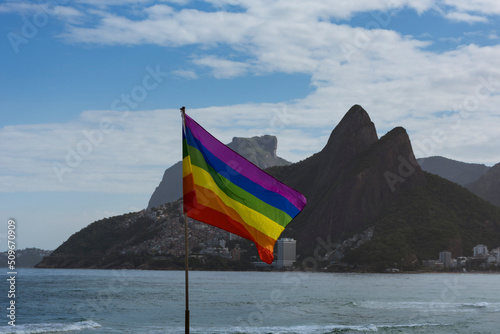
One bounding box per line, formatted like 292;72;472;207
439;251;452;268
487;248;500;266
424;244;499;270
252;238;297;269
276;238;296;269
473;244;488;258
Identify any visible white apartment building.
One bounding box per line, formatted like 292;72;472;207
488;247;500;265
473;244;488;258
276;238;296;269
439;251;452;268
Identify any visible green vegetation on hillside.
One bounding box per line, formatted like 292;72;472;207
344;172;500;271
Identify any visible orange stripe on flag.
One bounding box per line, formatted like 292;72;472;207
183;179;276;263
186;204;274;264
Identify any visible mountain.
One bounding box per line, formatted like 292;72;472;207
267;105;427;251
466;163;500;208
37;105;500;271
226;135;290;169
416;156;499;209
147;161;183;210
268;105;500;268
147;135;290;209
343;171;500;269
0;248;52;267
36;201;258;270
417;156;490;186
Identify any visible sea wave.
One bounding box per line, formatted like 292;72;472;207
460;302;491;308
358;300;500;312
0;320;101;333
160;323;449;334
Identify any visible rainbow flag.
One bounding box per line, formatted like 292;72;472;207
182;113;306;264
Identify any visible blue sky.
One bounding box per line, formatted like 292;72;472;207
1;0;500;250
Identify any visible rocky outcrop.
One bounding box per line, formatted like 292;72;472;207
227;135;289;169
147;162;183;210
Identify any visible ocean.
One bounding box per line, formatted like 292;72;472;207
1;269;499;333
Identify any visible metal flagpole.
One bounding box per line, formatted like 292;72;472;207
180;106;189;334
184;213;190;334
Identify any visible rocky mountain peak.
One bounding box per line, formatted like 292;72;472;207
322;105;378;165
227;135;279;167
329;104;375;141
310;105;379;195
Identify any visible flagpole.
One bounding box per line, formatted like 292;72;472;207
180;106;189;334
184;212;190;334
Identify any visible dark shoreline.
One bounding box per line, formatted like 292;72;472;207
29;265;500;274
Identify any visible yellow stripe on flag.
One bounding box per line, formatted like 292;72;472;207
189;163;285;240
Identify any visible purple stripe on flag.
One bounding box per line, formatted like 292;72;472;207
184;114;306;211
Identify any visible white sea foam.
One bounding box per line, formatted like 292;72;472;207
0;320;100;334
461;301;489;308
359;300;500;312
160;322;448;334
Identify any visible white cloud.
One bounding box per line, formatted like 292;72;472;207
205;0;435;19
53;6;83;18
143;4;175;17
3;66;500;194
193;56;249;78
445;11;489;23
171;69;198;79
439;36;463;44
0;2;83;19
75;0;153;5
0;2;48;14
441;0;500;16
163;0;191;5
53;1;500;164
410;112;500;165
0;110;180;193
488;31;499;39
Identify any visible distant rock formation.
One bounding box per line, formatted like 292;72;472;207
147;135;290;209
417;156;490;186
0;248;52;267
416;156;500;209
147;161;183;210
227;135;290;169
467;162;500;208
